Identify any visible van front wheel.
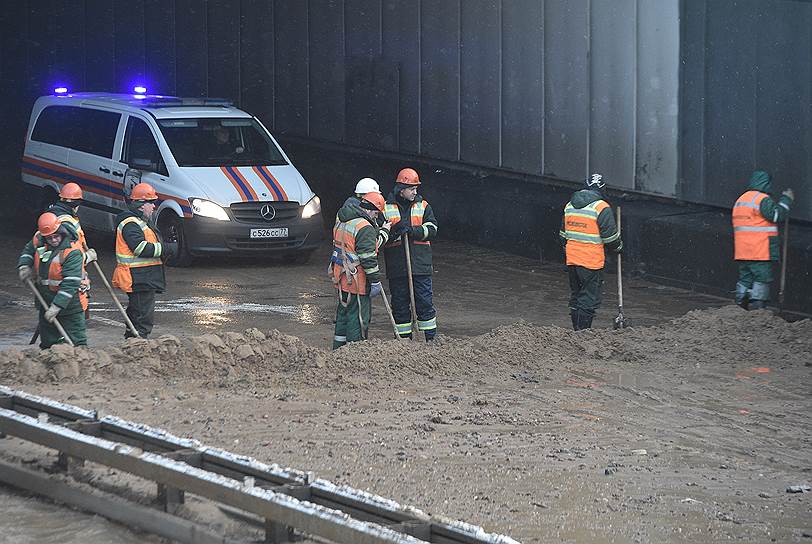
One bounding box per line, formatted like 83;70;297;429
159;214;193;267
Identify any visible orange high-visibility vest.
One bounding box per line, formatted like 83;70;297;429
383;201;430;246
331;217;372;295
55;214;90;311
32;235;85;296
732;190;777;261
563;200;610;270
112;216;162;293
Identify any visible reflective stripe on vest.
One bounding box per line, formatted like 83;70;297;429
732;190;776;261
383;201;430;246
115;217;162;268
563;200;609;270
33;239;84;293
332;217;371;295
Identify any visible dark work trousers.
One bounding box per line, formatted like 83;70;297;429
568;265;604;329
388;275;437;339
126;290;156;338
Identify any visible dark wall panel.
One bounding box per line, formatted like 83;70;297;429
460;0;500;167
501;0;543;174
420;1;460;160
144;0;176;95
543;0;588;181
208;0;240;102
0;2;30;165
113;0;146;93
309;0;345;142
27;1;55;96
175;0;208;97
679;0;707;200
274;0;309;135
84;0;116;92
240;0;275;127
345;0;380;59
51;0;86;90
382;0;419;153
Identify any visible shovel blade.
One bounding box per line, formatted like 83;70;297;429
613;311;627;330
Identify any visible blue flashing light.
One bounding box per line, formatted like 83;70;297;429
54;87;69;95
133;85;147;94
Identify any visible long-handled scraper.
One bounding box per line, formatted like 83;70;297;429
613;206;627;330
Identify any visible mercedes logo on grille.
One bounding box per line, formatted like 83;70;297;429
260;204;276;221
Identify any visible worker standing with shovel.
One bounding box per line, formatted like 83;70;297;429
17;212;87;348
383;168;439;341
560;173;623;330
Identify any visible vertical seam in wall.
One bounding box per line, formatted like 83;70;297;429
498;0;503;167
540;0;545;175
585;0;591;177
236;0;241;107
633;0;638;190
172;0;177;95
417;0;422;154
204;0;209;96
306;0;311;136
342;0;347;143
457;0;461;161
700;0;707;199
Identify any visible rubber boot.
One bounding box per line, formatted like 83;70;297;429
749;300;767;310
570;309;579;331
424;330;436;342
735;282;750;310
578;310;595;330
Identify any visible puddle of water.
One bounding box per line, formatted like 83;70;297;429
569;370;653;389
0;489;154;543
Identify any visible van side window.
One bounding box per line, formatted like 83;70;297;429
31;106;120;158
124;117;168;176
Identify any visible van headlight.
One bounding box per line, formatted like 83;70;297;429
301;195;321;219
190;198;230;221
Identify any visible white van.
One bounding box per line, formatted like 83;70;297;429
21;92;323;265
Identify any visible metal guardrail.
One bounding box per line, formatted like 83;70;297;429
0;386;519;544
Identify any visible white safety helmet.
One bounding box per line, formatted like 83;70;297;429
585;173;605;190
354;177;380;194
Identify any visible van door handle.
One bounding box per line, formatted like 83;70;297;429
112;170;123;177
99;166;110;173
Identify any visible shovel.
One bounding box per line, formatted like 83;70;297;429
402;232;421;340
83;244;141;338
26;279;74;347
613;206;627;330
778;215;790;315
378;285;402;340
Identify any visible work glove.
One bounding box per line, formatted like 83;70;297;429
18;266;33;283
369;281;383;298
393;222;410;237
163;241;178;258
782;188;794;201
84;248;98;264
380;220;392;233
44;303;61;323
613;241;624;254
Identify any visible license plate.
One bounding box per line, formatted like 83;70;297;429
250;227;288;238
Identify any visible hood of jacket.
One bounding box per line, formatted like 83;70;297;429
747;170;772;193
569;189;604;209
336;198;374;225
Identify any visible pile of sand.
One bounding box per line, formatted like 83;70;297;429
1;306;809;386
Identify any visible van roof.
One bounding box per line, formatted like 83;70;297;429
35;93;252;119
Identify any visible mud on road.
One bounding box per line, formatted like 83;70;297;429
1;305;810;543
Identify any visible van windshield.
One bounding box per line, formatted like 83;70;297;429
156;118;288;167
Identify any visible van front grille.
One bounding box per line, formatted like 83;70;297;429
229;201;301;224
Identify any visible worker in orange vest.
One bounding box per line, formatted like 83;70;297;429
112;183;176;338
732;170;793;310
330;192;387;348
17;212;87;348
560;174;622;330
48;182;95;314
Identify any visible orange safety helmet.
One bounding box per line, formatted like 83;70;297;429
38;212;61;236
361;192;386;213
130;182;158;201
396;167;420;185
59;182;83;200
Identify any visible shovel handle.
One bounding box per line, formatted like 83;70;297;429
616;207;623;309
379;286;402;340
403;233;421;340
26;279;74;347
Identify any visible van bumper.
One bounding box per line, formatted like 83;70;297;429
182;214;324;255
